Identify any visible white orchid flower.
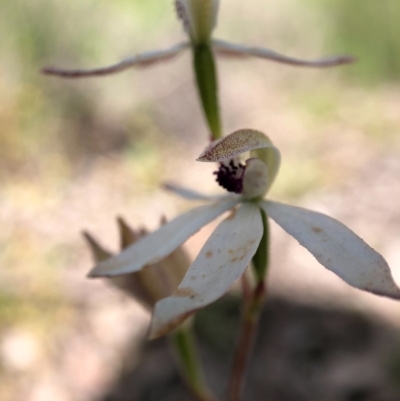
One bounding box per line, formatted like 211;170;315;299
88;129;399;339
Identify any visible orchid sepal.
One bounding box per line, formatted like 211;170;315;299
261;200;400;300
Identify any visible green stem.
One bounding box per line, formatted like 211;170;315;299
170;325;219;401
228;280;266;401
193;42;222;141
251;207;270;282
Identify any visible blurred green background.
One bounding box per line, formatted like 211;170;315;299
1;0;400;400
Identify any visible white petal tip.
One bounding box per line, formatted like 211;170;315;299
148;312;192;339
87;267;111;278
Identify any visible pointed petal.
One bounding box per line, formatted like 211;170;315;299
261;200;400;299
82;231;113;262
88;198;239;277
212;39;355;68
42;42;189;78
163;182;231;201
117;217;142;249
149;202;263;338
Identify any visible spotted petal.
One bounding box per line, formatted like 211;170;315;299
149;202;263;338
89;197;239;277
261;200;400;299
212;39;355;68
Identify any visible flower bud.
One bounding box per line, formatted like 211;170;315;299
175;0;219;44
84;217;190;309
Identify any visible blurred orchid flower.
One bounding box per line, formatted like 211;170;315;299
84;216;189;310
88;129;398;339
42;1;354;140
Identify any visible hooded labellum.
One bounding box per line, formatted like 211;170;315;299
201;129;280;199
89;129;400;339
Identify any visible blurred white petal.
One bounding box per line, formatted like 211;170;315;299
89;197;239;277
42;42;189;78
149;202;263;338
163;182;231;201
261;200;400;299
213;39;355;68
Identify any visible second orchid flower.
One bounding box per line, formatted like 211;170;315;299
43;0;354;141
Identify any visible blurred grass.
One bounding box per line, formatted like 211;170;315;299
314;0;400;84
0;0;175;178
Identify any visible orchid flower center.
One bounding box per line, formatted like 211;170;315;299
214;159;246;194
198;130;281;200
214;157;270;200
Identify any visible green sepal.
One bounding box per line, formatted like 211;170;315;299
252;207;270;282
193;43;222;140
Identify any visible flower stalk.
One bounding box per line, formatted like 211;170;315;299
229;279;266;401
193;43;222;140
228;206;270;401
171;325;219;401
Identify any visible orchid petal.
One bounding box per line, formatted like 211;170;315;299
212;39;355;68
242;158;269;199
176;0;219;43
261;200;400;299
42;42;189;78
89;197;239;277
197;129;279;163
163;182;230;202
149;202;263;338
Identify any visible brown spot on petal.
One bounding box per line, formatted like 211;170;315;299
206;250;213;258
227;237;259;264
226;208;237;220
174;287;197;298
311;226;322;233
